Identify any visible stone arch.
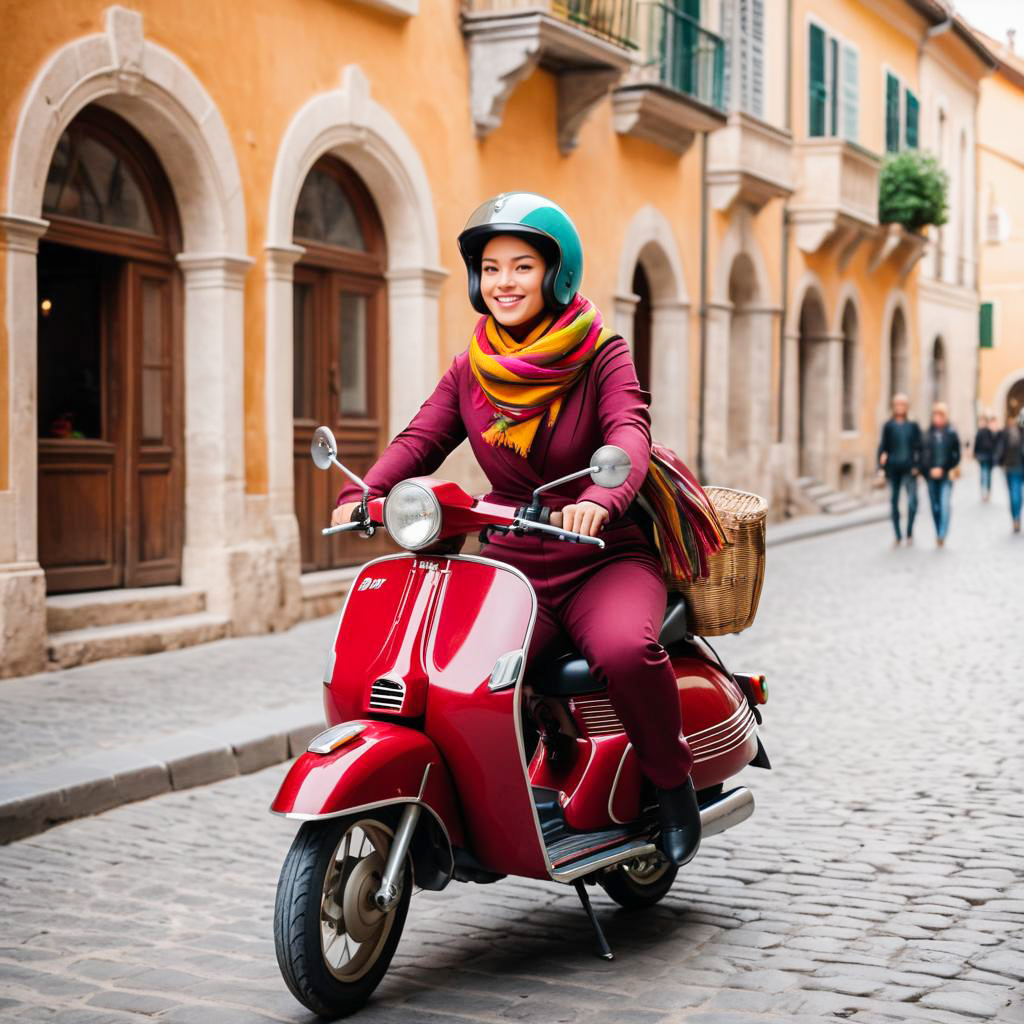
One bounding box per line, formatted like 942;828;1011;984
615;205;691;455
880;290;912;420
263;64;445;600
930;336;947;406
994;371;1024;426
796;284;831;482
0;6;253;675
840;298;860;434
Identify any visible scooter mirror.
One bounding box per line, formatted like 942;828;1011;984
590;445;631;489
311;426;338;471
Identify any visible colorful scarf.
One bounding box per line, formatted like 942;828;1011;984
469;294;615;456
638;444;728;585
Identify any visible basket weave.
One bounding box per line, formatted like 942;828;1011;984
679;487;767;636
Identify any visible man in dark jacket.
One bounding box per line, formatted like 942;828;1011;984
877;393;922;546
919;402;961;547
993;412;1024;533
974;414;997;501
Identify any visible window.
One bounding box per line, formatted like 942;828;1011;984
808;22;858;141
885;71;920;153
979;302;994;349
721;0;764;117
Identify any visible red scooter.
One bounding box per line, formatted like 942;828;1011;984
272;426;770;1018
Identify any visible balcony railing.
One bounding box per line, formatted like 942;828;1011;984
462;1;638;49
637;1;725;110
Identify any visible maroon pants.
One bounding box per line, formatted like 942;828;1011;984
485;522;694;789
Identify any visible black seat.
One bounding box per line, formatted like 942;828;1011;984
528;594;689;698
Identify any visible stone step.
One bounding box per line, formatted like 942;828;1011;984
47;612;230;670
818;491;860;510
802;483;833;500
824;498;863;515
46;585;207;632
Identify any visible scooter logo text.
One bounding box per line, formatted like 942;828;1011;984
357;577;386;591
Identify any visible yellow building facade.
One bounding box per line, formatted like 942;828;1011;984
0;0;1003;676
976;34;1024;426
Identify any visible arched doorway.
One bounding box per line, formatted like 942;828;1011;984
889;306;909;399
292;157;388;573
1007;378;1024;424
726;254;758;467
37;107;183;594
798;289;828;479
631;263;652;394
841;301;858;433
930;336;947;406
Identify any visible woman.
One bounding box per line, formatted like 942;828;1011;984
919;402;961;548
333;193;700;865
973;414;996;502
992;412;1023;533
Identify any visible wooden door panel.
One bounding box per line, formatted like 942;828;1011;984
38;441;120;591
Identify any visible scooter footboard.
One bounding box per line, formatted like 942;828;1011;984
271;720;464;852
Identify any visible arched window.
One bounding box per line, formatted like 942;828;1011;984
37;106;183;594
889;307;908;399
292;157;388;573
631;263;651;394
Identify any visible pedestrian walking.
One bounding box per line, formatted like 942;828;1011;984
919;402;961;548
876;393;921;546
974;414;996;501
993;413;1024;534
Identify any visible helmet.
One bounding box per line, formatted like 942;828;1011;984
457;192;583;315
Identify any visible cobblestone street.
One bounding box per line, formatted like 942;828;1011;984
1;480;1022;1024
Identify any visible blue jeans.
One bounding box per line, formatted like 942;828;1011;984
888;469;918;540
979;459;993;496
1007;469;1023;523
926;477;952;540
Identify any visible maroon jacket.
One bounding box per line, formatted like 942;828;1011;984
338;336;652;522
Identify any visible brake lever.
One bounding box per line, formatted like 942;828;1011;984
510;517;606;550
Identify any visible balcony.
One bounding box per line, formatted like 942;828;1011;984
788;139;880;257
461;1;637;155
706;112;793;210
868;223;926;281
611;1;726;155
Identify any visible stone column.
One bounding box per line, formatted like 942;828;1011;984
649;299;691;459
0;214;49;677
781;329;801;481
702;301;732;481
613;291;638;357
820;333;845;490
745;305;779;500
385;266;448;439
177;252;286;635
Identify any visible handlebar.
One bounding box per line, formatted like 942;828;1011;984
510;517;606;549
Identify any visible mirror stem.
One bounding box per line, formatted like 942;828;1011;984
330;455;370;498
529;465;598;512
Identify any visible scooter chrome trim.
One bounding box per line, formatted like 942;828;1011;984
699;786;754;838
607;742;634;825
307;722;367;754
374;802;422;911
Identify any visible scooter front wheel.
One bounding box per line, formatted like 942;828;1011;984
598;855;678;909
274;813;411;1018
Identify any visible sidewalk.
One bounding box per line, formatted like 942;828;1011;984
0;501;889;843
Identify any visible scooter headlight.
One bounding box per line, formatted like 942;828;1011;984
383;480;442;550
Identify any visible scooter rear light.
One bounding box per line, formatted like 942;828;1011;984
734;673;768;706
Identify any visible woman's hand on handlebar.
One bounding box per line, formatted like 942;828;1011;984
331;501;361;528
550;501;609;538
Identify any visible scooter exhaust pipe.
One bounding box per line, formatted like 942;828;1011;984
699;786;754;838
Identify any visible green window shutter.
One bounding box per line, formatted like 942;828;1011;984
979;302;994;348
885;73;900;152
809;24;826;137
905;89;919;148
829;37;839;135
841;45;859;141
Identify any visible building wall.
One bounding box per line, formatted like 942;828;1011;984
977;51;1024;425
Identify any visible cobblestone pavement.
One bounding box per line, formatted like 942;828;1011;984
0;618;335;778
1;479;1022;1023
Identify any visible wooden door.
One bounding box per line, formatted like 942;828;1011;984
36;106;183;594
292;157;389;573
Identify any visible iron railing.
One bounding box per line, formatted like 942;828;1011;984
637;1;725;110
463;1;638;50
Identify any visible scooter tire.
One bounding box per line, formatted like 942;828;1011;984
598;858;678;910
274;814;412;1019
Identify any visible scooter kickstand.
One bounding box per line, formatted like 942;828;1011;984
573;879;614;961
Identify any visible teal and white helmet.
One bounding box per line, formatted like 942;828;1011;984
457;192;584;315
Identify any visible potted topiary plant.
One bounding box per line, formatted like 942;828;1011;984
878;151;949;232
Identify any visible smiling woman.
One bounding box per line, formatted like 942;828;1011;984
479;236;547;329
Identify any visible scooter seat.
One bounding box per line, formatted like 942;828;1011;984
527;595;689;698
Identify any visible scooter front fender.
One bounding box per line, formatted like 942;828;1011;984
270;719;464;849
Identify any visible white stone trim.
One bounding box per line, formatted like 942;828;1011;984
263;63;446;612
353;0;418;15
615;205;691;457
1;7;258;672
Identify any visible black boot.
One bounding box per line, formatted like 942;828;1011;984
656;778;701;866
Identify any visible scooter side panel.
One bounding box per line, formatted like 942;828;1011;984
421;556;551;880
270;720;464;845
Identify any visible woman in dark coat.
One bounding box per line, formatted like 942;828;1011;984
334;193;701;864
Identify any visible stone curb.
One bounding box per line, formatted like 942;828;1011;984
0;702;322;844
766;505;889;548
1;505;887;844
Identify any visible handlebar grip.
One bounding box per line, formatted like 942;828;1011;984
322;521;371;536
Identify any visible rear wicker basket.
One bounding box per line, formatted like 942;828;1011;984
679;487;767;636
